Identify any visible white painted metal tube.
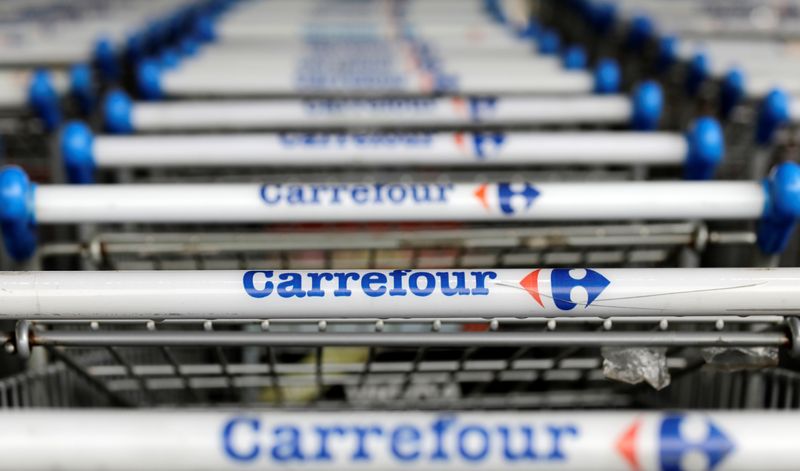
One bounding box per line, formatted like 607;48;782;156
0;410;797;471
92;132;688;168
1;268;800;319
31;181;764;223
124;96;633;131
158;68;595;96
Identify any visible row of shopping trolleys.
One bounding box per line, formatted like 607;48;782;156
2;0;800;470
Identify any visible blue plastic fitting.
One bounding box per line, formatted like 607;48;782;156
159;48;181;70
756;88;790;146
179;37;199;57
562;45;587;70
194;14;217;43
93;36;119;81
630;80;663;131
684;117;724;180
657;35;678;72
68;63;93;115
0;166;37;262
125;31;145;64
626;14;653;51
593;58;620;94
60;121;95;184
27;69;61;131
590;2;617;34
758;162;800;254
103;89;133;134
719;67;745;120
517;19;539;39
537;30;560;55
686;52;709;96
137;59;163;100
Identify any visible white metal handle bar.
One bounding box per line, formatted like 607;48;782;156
101;83;662;133
2;268;800;320
61;117;722;184
2;163;798;260
0;410;796;471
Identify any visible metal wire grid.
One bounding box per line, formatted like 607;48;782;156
1;314;793;409
35;221;756;271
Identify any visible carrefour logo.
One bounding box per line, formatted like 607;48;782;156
617;415;735;471
221;415;580;464
259;182;454;206
243;270;498;299
453;132;505;159
473;183;540;215
518;268;610;310
279;132;434;148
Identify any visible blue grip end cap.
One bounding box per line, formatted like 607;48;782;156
756;88;790;146
758;162;800;254
159;48;181;70
61;121;95;184
720;68;745;120
68;63;94;115
27;69;61;131
137;59;163;100
590;2;617;34
593;58;620;94
93;36;119;81
627;14;653;50
686;52;709;96
125;31;145;64
684;117;724;180
562;45;587;70
631;80;663;131
103;89;133;134
194;14;217;43
657;35;678;72
0;166;36;262
537;30;560;55
179;37;200;57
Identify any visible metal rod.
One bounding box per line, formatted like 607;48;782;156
30;331;789;348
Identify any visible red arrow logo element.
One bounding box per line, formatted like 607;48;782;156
519;269;544;307
616;419;642;471
474;184;489;211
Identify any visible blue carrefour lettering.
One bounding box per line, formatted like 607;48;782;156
222;417;260;462
258;183;454;206
243;271;274;298
243;270;497;299
221;416;581;465
278;132;433;148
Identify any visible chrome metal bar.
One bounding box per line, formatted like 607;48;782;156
30;331;790;348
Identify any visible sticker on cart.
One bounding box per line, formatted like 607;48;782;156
617;414;735;471
519;268;610;310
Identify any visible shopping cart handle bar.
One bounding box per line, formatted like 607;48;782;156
3;163;800;261
62;116;719;184
1;268;800;319
2;410;798;470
